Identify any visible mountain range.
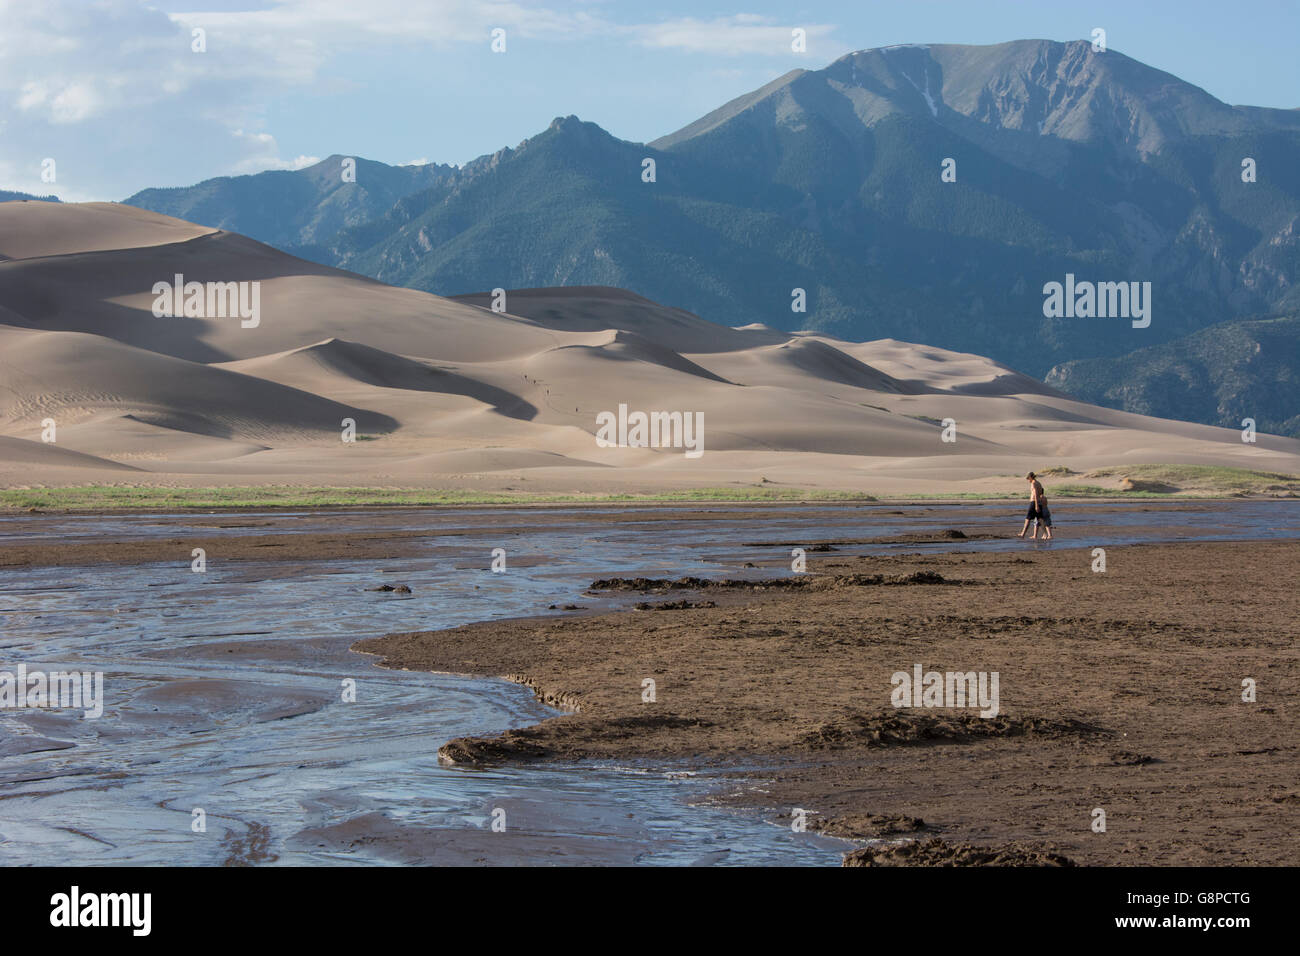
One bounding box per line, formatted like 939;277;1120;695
1046;311;1300;436
47;40;1300;436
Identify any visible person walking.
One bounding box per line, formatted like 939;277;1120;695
1018;471;1053;540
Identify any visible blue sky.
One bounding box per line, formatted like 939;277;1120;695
3;0;1297;201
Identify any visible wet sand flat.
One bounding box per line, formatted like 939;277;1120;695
2;503;871;865
0;498;1280;569
4;501;1295;865
358;539;1300;866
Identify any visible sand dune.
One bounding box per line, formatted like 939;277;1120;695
452;286;787;354
0;207;559;365
698;337;913;395
0;201;215;260
0;435;142;471
525;329;731;386
2;201;1298;494
220;339;537;419
829;338;1063;398
0;325;395;443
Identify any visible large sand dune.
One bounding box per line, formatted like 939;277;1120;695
2;200;1298;495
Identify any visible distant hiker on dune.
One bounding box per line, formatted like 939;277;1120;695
1018;472;1053;540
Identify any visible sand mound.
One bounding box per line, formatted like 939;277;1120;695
0;226;558;365
0;435;142;471
838;338;1064;397
536;328;730;383
0;201;215;260
703;336;912;393
221;339;537;418
454;285;785;353
0;325;395;443
770;338;911;392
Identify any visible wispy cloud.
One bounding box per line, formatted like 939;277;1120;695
230;130;320;172
0;0;840;198
627;15;836;56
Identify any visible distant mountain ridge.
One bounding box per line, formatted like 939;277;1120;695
0;191;60;203
652;41;1300;154
1046;312;1300;437
126;156;456;250
116;40;1300;401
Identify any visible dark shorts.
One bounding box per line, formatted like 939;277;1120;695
1026;503;1052;526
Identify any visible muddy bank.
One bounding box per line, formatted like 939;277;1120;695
588;569;954;591
842;838;1077;867
357;540;1300;866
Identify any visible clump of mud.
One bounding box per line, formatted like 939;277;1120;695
800;711;1110;750
590;575;797;591
589;572;953;592
809;812;929;840
634;599;718;610
742;530;975;548
438;713;713;766
843;838;1075;867
1105;750;1160;766
742;542;838;551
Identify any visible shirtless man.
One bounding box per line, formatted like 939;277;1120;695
1018;472;1053;540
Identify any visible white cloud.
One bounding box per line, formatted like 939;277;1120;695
0;1;841;198
282;155;322;170
0;0;328;196
230;130;319;172
2;1;206;124
17;82;49;113
628;16;837;56
49;83;105;124
167;0;606;52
